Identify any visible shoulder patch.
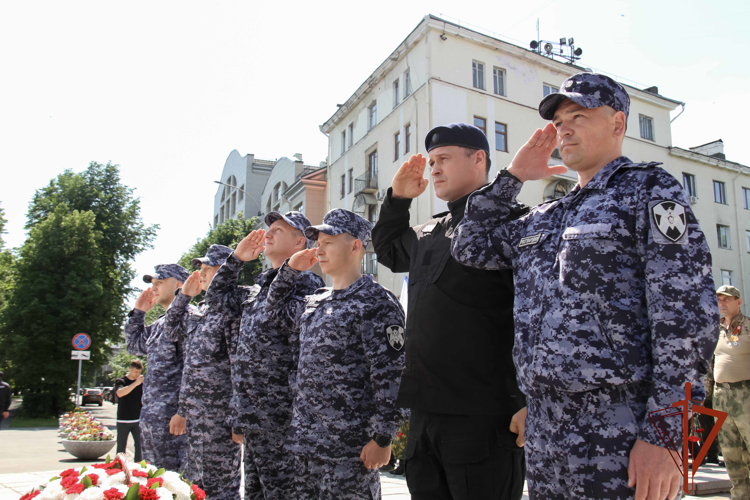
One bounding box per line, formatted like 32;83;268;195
385;325;405;351
650;200;688;244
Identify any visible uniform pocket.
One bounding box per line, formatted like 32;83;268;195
441;439;490;464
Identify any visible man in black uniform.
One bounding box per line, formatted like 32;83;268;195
372;122;527;499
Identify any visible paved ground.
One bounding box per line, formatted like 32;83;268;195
0;400;732;499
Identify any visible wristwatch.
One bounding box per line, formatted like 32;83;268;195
373;433;392;448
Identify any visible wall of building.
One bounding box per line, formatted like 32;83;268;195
213;150;271;227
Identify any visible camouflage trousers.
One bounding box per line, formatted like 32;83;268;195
140;412;188;473
714;380;750;500
184;407;242;500
245;429;296;500
243;438;263;500
293;455;380;500
526;383;657;500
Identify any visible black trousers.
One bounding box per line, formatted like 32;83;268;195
405;409;526;500
117;421;142;462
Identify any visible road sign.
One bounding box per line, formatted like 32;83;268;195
71;350;90;360
72;333;91;350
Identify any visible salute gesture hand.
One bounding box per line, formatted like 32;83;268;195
289;248;318;272
181;271;202;297
507;123;568;183
134;288;156;313
235;229;266;262
392;154;429;199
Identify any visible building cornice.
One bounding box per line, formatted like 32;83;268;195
669;147;749;174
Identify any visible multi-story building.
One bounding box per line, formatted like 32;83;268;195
213;149;274;227
320;14;750;312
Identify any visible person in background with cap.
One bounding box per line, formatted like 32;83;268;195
708;285;750;499
451;72;718;499
162;244;252;499
372;122;527;499
265;208;408;499
0;371;11;429
125;263;190;472
205;212;324;500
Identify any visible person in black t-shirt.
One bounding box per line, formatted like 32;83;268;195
113;359;144;461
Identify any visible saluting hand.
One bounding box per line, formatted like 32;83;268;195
289;248;318;272
391;154;429;199
234;229;266;262
134;288;156;313
507;123;568;183
181;271;202;297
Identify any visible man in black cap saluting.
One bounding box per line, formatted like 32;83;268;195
372;123;527;499
451;73;717;500
125;263;190;472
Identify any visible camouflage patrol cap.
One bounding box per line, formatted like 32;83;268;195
265;211;315;249
539;72;630;120
717;285;741;299
143;264;190;284
305;208;372;247
425;123;490;153
191;244;233;268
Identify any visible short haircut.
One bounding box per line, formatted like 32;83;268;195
464;148;492;176
129;359;143;370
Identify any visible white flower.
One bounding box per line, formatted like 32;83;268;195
78;488;105;500
155;487;174;500
100;471;125;488
36;489;65;500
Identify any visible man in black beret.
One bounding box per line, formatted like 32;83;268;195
372;123;527;499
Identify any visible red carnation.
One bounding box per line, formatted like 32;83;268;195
93;463;115;469
688;436;701;442
146;477;164;488
20;490;41;500
191;484;206;500
105;469;124;476
138;485;159;500
60;469;79;478
103;488;125;500
132;470;149;478
61;476;79;488
397;432;404;438
87;473;99;486
66;483;85;495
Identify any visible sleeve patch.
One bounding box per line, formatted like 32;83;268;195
650;200;688;245
385;325;405;351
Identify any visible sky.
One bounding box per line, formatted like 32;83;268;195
1;0;748;302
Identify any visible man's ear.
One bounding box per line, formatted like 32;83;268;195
352;239;363;253
613;111;627;138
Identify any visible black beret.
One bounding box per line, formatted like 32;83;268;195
425;123;489;153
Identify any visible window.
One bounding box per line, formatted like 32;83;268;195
220;206;225;224
231;192;236;215
639;115;654;141
393;79;399;108
394;132;401;161
238;185;244;202
404;124;411;153
717;225;731;249
340;174;345;199
543;84;559;97
551;148;561;159
214;215;218;227
746;230;750;252
348;168;353;194
472;61;485;90
341;130;346;155
368;150;378;180
347;123;353;148
368;102;377;131
721;270;733;287
276;182;284;203
682;173;697;198
493;67;506;96
368;204;378;224
743;187;750;210
473;116;487;135
404;71;411;97
714;181;727;204
495;122;507;152
295;202;304;213
362;252;378;275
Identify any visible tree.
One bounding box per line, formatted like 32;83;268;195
0;202;16;314
0;163;156;416
178;213;261;301
108;349;148;380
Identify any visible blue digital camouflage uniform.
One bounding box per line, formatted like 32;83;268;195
450;73;718;500
162;245;246;500
125;264;190;472
205;211;324;500
266;209;409;499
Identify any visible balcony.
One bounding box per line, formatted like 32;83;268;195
354;173;378;194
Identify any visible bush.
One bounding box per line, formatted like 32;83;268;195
19;391;75;418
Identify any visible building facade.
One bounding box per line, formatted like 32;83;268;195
213;149;274;227
320;14;750;312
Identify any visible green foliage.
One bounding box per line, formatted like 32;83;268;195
391;421;409;460
0;162;156;417
9;417;59;428
19;390;74;418
108;349;148;379
177;213;261;300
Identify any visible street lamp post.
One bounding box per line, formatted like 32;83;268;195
214;180;263;219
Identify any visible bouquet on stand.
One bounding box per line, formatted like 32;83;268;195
59;411;114;441
18;453;205;500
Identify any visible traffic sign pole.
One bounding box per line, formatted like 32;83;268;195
71;333;91;407
76;359;82;407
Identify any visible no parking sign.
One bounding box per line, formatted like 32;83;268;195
72;333;91;350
